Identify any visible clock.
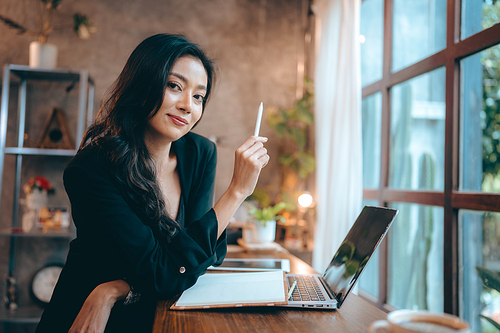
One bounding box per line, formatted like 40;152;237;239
30;264;63;305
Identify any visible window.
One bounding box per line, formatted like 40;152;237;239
359;1;500;330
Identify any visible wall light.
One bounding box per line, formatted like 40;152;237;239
298;192;313;208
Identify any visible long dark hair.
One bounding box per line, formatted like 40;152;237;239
81;34;216;242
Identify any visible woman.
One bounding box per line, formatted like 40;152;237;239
35;34;269;332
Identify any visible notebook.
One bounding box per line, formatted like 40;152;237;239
283;205;398;309
170;270;287;310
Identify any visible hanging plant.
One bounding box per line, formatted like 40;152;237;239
0;0;95;43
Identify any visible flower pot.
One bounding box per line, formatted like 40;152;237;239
22;189;48;232
29;41;58;68
243;220;276;244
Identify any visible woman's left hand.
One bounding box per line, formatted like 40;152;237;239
228;136;270;199
69;280;129;333
214;136;270;237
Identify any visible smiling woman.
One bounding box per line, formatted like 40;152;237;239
145;56;207;146
35;34;270;333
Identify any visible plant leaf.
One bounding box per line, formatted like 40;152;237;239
290;127;306;150
479;314;500;330
476;266;500;293
279;153;295;166
279;108;290;122
0;15;28;34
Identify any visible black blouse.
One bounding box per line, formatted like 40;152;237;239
36;132;227;333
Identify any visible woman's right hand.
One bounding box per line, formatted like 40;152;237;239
69;280;130;333
228;136;270;198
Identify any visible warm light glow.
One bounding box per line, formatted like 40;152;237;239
359;34;366;43
298;193;313;208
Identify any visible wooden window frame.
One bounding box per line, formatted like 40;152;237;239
360;0;500;315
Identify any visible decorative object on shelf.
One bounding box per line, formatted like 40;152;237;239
30;264;63;306
37;206;70;231
21;176;55;232
0;0;96;68
37;107;73;149
4;275;18;311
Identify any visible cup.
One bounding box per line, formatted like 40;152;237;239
369;310;470;333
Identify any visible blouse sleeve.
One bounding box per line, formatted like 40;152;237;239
63;148;225;298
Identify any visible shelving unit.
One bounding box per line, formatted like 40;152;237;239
0;64;94;326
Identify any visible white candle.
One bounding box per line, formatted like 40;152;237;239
254;102;264;137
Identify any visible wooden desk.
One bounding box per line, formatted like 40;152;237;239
153;251;387;333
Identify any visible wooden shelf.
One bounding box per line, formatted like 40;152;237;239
0;227;74;238
4;147;77;156
7;64;93;84
0;305;42;324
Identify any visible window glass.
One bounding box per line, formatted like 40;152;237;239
392;0;447;72
360;0;384;86
358;199;380;298
459;210;500;333
362;93;382;189
460;44;500;193
389;68;446;190
387;203;444;312
462;0;500;40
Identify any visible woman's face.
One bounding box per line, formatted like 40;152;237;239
146;55;208;144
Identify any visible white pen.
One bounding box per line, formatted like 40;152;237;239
288;280;297;300
254;102;264;137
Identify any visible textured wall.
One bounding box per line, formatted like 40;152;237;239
0;0;309;327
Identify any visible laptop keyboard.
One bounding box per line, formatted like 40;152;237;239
287;276;326;302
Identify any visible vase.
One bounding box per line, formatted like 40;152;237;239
243;220;276;244
29;41;58;68
22;189;48;232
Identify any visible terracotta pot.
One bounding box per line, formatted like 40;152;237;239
29;41;58;68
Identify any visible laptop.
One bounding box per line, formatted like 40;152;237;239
284;205;398;309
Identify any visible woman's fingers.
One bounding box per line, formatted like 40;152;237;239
237;136;268;152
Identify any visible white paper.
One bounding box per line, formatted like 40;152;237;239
175;271;286;308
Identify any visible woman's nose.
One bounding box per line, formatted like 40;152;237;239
177;92;192;113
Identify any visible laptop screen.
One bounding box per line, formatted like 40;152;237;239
321;206;398;308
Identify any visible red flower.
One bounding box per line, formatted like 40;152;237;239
25;176;55;194
33;176;52;190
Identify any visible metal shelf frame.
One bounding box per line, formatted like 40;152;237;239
0;64;94;231
0;65;94;324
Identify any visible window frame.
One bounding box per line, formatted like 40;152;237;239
360;0;500;315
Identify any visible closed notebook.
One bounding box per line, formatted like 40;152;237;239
171;270;288;310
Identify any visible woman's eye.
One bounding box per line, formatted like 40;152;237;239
167;82;181;91
194;94;205;103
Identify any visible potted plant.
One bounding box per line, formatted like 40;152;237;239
0;0;95;68
243;198;295;244
266;77;315;183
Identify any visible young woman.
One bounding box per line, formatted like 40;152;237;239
35;34;269;332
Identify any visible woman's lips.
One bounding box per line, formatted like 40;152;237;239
168;114;188;126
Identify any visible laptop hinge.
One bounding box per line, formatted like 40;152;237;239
319;277;336;300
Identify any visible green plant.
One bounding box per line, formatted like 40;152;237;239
0;0;95;43
247;201;295;226
267;77;315;179
476;266;500;331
